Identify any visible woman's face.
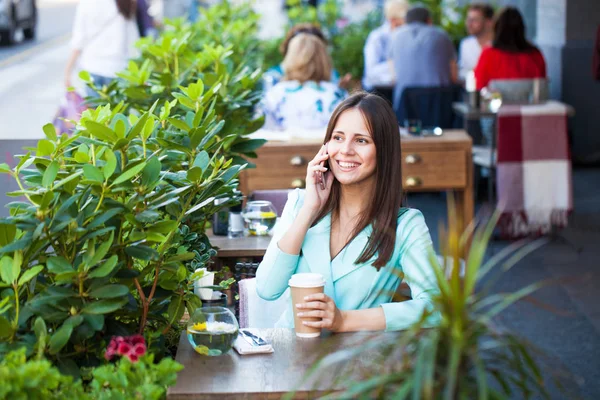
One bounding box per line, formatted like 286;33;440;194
327;108;377;187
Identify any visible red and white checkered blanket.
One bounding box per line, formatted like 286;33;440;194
496;101;573;238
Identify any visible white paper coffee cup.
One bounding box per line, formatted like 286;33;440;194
289;273;326;338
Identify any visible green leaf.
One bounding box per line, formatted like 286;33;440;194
37;139;55;157
48;322;74;354
127;112;149;140
42;161;59;188
0;255;19;284
167;118;190;132
230;139;266;153
185;196;216;216
15;152;32;171
17;265;43;286
83;164;104;183
88;284;129;299
0;223;16;247
74;151;90;163
186;167;202;182
111;161;147;186
193;151;210;172
88;255;118;278
148;220;177;234
141;156;161;188
167;296;185;325
47;256;73;274
0;163;11;174
125;245;159;261
54;169;83;189
85;121;118;143
0;315;11;339
82;298;128;315
103;150;117;179
0;237;31;253
43;123;58;141
79;70;91;82
135;210;160;223
87;208;122;229
83;314;104;331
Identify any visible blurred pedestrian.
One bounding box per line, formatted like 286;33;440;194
474;7;546;90
362;0;409;91
388;4;458;110
458;3;494;81
64;0;140;97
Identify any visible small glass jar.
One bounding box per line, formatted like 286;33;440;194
228;203;244;238
186;306;239;356
243;201;277;236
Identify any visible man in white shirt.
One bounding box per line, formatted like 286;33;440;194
458;3;494;81
362;0;409;91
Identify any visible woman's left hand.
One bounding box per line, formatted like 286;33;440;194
296;293;344;332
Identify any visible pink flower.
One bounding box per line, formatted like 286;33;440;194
105;335;147;363
336;18;349;30
131;343;146;356
117;342;132;355
129;335;145;345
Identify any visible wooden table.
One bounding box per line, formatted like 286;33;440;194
167;328;399;400
239;130;474;235
207;229;272;258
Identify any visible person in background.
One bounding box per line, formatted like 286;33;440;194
263;23;351;92
474;7;546;90
362;0;409;91
136;0;156;37
388;4;458;110
256;92;439;332
458;3;494;81
261;33;347;131
64;0;140;97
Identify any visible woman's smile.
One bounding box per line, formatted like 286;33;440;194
335;160;362;171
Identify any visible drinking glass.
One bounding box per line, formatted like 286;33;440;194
187;307;239;356
242;200;277;236
404;119;422;136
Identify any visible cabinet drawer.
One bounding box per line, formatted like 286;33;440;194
401;150;466;189
250;146;320;177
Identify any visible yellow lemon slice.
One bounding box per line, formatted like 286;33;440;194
190;321;207;332
194;345;210;355
260;211;277;218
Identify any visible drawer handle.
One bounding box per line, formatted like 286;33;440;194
405;176;422;187
405;154;421;164
291;178;306;189
290;155;306;166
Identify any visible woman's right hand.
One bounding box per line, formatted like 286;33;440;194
301;144;334;217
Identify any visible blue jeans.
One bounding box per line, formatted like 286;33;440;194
86;74;114;98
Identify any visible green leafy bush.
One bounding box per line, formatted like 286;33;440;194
86;1;266;168
0;347;182;400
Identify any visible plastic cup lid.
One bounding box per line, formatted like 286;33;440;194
288;273;325;288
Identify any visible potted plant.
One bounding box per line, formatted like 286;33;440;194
293;200;572;399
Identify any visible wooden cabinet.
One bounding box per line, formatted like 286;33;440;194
239;130;474;233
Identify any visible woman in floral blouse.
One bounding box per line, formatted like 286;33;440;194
262;33;348;131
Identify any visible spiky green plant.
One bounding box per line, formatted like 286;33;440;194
291;197;572;399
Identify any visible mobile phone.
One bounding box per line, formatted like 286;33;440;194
319;152;329;190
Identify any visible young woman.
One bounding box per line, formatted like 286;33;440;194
256;92;439;332
64;0;140;97
474;7;546;90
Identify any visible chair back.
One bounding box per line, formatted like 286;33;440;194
396;85;463;129
488;78;549;104
238;278;290;328
249;189;292;217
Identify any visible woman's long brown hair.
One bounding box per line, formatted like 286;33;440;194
313;92;403;269
116;0;137;20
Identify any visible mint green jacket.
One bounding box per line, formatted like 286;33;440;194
255;190;439;331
